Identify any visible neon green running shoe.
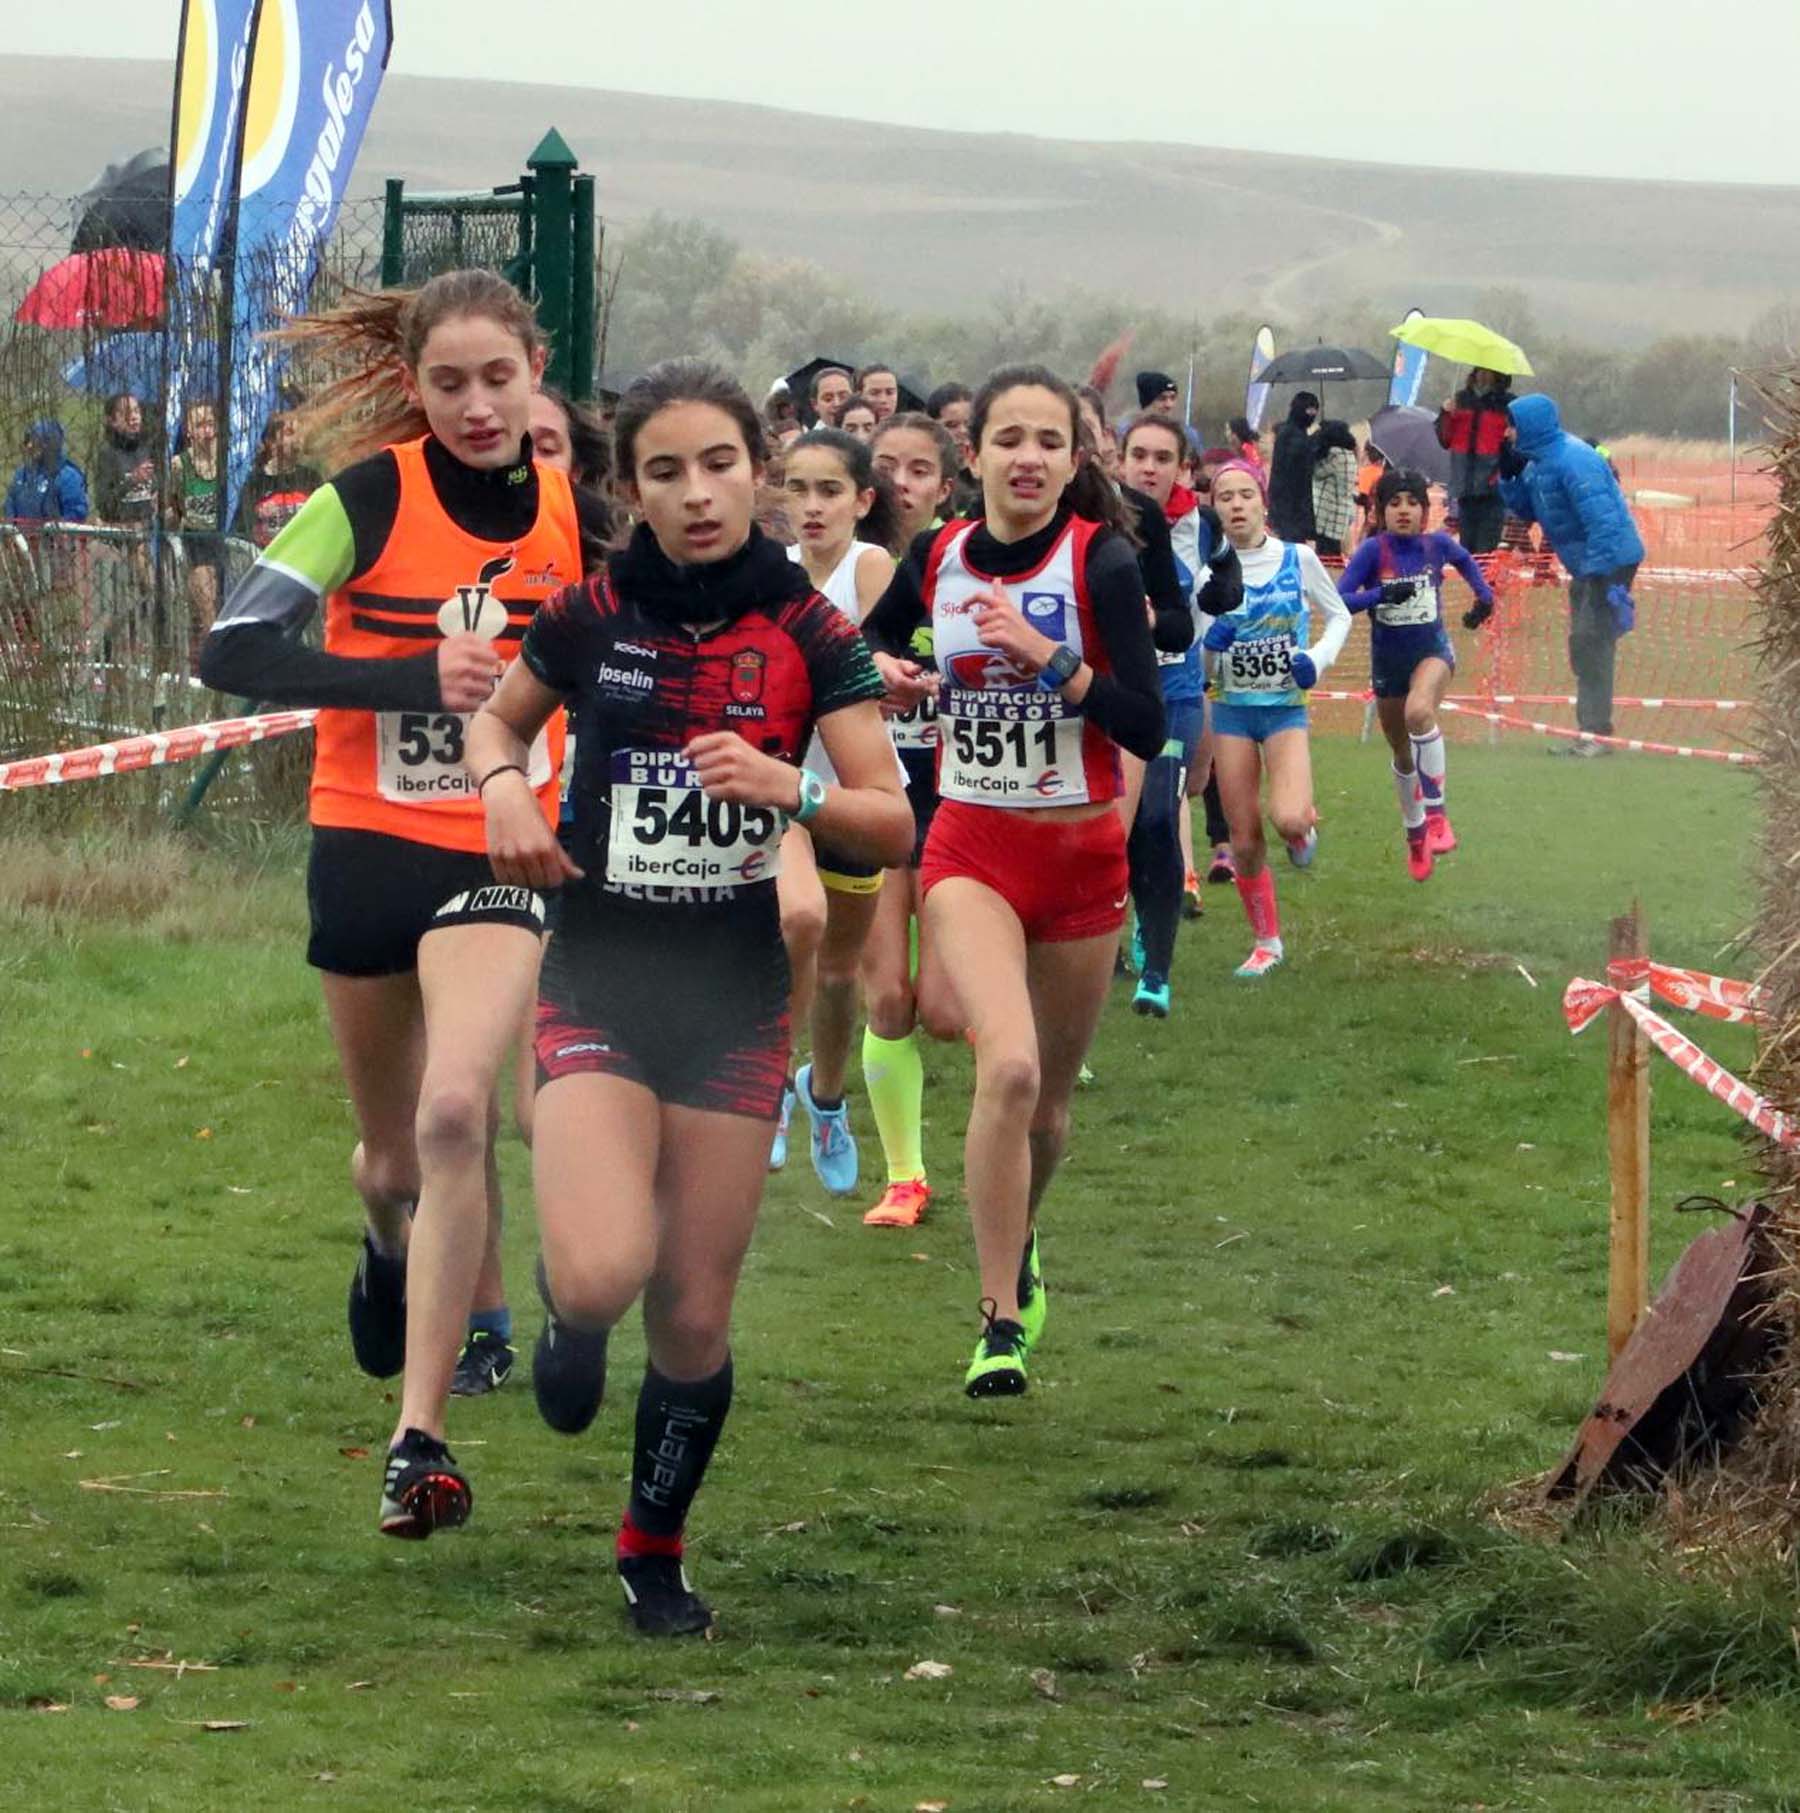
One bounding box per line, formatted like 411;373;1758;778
1016;1230;1047;1353
964;1303;1029;1398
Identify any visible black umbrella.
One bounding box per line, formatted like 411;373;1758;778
1368;405;1452;489
72;147;170;254
785;355;857;408
1256;344;1389;385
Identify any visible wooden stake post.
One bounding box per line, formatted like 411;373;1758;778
1606;904;1652;1359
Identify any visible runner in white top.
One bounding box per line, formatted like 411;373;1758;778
1200;459;1350;979
773;428;903;1194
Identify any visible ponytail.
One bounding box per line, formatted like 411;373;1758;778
277;269;544;472
788;426;904;554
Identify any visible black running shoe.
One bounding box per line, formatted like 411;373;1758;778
348;1232;407;1378
379;1428;472;1540
450;1330;517;1398
618;1554;713;1636
964;1302;1030;1398
532;1260;608;1435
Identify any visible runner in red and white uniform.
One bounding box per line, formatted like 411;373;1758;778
469;360;910;1635
863;365;1164;1398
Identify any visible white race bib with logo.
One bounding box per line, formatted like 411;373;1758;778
605;750;783;891
1374;578;1439;628
1222;637;1295;693
939;695;1084;804
889;692;939;750
376;711;551;805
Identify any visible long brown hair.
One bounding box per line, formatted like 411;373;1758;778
613;358;767;485
970;363;1136;541
278;269;544;471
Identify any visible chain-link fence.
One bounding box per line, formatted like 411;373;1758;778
0;192;392;820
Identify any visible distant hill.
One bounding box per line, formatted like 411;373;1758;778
4;54;1797;345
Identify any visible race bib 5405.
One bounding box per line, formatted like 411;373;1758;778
605;749;783;890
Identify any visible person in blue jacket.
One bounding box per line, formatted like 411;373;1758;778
4;419;90;526
1498;393;1643;752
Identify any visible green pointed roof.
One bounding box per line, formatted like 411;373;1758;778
527;128;578;171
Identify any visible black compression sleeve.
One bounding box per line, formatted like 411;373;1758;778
861;533;932;654
1078;536;1166;760
197;621;444;712
1128;489;1192;653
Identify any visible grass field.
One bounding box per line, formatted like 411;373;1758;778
1;739;1792;1812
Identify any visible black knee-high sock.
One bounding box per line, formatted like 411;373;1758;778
618;1358;734;1559
1130;752;1184;978
1203;772;1230;849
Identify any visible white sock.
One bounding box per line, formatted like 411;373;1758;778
1411;728;1447;812
1392;763;1426;831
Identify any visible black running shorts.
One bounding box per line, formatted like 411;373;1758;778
534;885;790;1119
306;826;547;978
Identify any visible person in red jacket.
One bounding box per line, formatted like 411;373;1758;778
1435;369;1514;554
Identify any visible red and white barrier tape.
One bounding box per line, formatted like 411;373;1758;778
1607;958;1771;1027
0;709;317;792
1313;689;1749;713
1563;976;1796;1147
1436;702;1759;764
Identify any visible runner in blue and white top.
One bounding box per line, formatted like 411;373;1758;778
1337;467;1495;883
1200;458;1350;980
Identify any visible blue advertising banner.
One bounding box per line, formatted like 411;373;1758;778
223;0;394;525
1388;306;1429;408
1244;324;1276;432
164;0;263;449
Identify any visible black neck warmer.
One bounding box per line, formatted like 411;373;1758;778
607;521;813;626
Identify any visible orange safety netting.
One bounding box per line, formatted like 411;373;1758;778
1313;464;1770;757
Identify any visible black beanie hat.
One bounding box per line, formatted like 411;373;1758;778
1135;370;1178;408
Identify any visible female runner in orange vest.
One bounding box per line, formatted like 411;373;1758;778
199;270;604;1537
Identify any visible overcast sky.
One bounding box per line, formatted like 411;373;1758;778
11;0;1794;187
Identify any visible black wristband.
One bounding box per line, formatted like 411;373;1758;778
477;763;528;796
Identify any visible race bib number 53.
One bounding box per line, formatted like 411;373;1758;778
376;711;551;804
606;750;783;890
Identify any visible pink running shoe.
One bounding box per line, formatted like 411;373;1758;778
1425;811;1457;855
1406;830;1434;883
1234;944;1285;980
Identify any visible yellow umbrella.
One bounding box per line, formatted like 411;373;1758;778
1388;317;1533;378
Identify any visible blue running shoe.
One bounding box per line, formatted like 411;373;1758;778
1287;827;1318;870
1128;922;1145;976
768;1082;795;1172
795;1062;859;1198
1132;973;1171;1018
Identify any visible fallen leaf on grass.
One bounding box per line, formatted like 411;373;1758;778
1548;1351;1586;1363
910;1252;931;1262
194;1128;213;1141
175;1056;189;1069
30;1701;70;1714
646;1688;720;1704
1029;1667;1061;1702
1432;1285;1456;1298
914;1802;950;1812
932;1604;961;1618
345;1680;375;1691
239;1416;256;1429
1143;1780;1169;1792
624;1720;640;1733
904;1660;953;1681
188;1720;250;1732
104;1695;140;1711
313;1774;337;1783
339;1446;370;1461
1050;1776;1082;1789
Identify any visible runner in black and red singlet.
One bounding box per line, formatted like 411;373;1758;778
863;364;1165;1399
467;359;910;1637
